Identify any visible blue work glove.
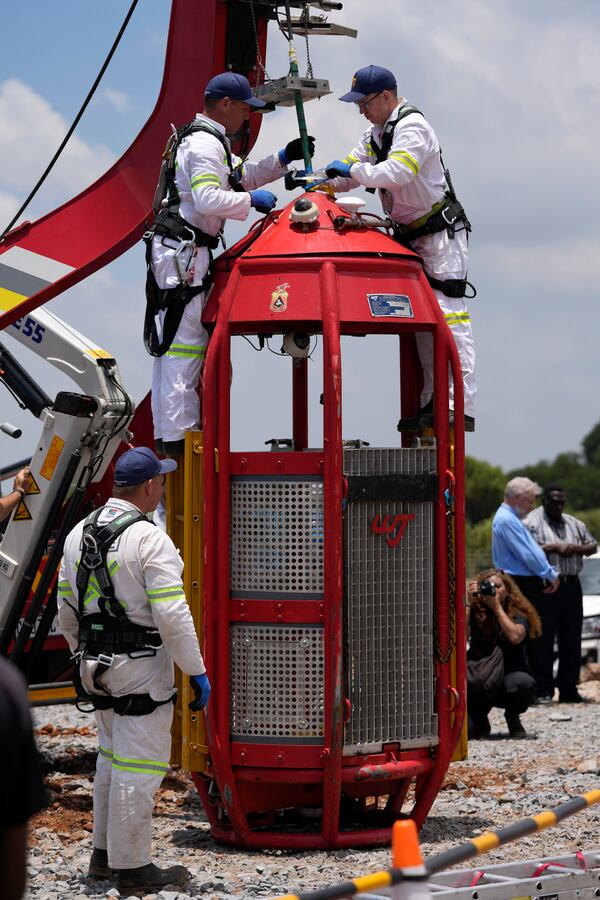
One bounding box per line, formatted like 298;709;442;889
325;159;353;179
189;673;211;711
278;136;316;166
249;189;278;213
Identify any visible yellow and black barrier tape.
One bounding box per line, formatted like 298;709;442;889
272;788;600;900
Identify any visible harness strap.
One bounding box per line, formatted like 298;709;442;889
393;195;472;244
365;104;423;194
143;234;211;358
74;665;176;717
426;274;477;300
76;509;148;621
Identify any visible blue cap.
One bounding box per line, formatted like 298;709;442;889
205;72;266;109
114;447;177;487
339;65;397;103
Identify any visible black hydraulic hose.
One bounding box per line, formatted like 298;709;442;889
0;450;80;659
0;0;140;242
0;342;52;417
20;480;90;679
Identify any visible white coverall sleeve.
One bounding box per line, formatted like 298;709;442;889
57;557;80;653
187;139;252;221
348;118;435;190
238;151;288;191
140;529;206;676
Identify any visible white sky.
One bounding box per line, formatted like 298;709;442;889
1;0;599;473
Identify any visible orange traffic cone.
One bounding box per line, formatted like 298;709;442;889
392;820;430;900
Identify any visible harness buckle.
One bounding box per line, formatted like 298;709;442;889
442;206;458;226
95;652;115;668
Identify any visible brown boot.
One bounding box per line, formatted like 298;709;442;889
87;847;113;879
115;862;190;891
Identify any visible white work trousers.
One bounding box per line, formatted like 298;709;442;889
92;703;173;870
415;288;476;417
151;292;208;443
412;228;476;417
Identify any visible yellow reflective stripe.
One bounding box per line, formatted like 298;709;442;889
147;587;186;603
112;753;169;776
191;173;220;189
366;146;376;158
147;586;182;596
166;343;206;359
342;153;359;164
57;580;74;596
389;150;419;175
99;745;113;761
444;312;471;326
73;559;120;607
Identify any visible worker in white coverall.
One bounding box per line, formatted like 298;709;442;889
147;71;316;454
324;65;476;432
57;447;210;893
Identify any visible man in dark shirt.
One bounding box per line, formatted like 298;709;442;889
525;483;597;703
0;656;48;900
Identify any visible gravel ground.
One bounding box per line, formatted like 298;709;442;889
27;680;600;900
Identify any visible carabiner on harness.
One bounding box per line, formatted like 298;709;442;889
173;228;197;283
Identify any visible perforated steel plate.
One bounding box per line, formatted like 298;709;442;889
343;447;438;754
231;476;324;598
230;624;324;743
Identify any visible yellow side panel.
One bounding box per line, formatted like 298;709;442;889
168;431;209;773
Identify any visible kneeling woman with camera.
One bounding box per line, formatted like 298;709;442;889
467;569;542;739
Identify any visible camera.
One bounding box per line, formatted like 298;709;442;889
477;579;497;596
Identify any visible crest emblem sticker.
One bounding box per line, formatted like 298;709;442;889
270;282;290;312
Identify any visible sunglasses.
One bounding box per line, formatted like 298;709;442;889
356;91;382;111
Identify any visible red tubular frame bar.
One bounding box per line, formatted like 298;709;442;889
200;252;466;847
320;261;344;844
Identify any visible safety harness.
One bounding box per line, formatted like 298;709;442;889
73;508;172;716
368;104;475;299
143;119;245;357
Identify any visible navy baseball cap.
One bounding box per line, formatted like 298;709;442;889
114;447;177;487
205;72;266;109
339;65;397;103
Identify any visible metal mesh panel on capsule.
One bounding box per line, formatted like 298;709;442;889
343;446;438;754
230;476;324;598
230;624;324;742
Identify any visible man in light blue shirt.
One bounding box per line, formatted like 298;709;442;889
493;477;559;583
492;476;559;704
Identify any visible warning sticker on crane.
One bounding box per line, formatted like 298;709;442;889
367;293;413;318
14;500;32;521
40;436;65;481
25;473;41;495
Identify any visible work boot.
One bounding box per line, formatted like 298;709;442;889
397;400;434;432
163;438;185;456
449;411;475;432
115;862;190;892
559;691;591;704
87;847;113;879
505;711;527;738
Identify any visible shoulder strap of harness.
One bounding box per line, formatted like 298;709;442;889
76;508;148;622
368;103;424;165
162;119;244;213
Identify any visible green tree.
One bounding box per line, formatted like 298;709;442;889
582;422;600;467
466;516;494;576
465;456;505;524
